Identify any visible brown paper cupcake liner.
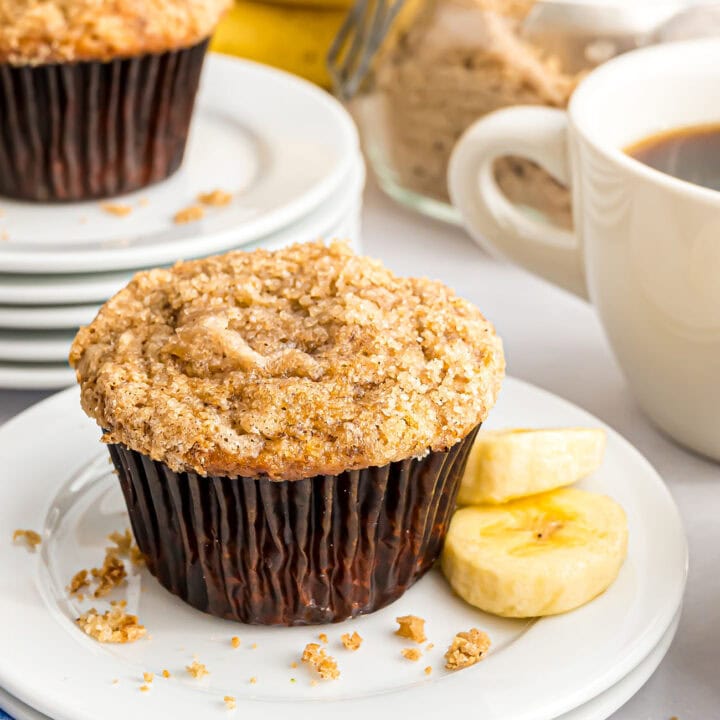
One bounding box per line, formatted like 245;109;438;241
0;39;208;202
108;425;480;626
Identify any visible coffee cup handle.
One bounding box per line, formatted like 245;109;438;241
448;106;588;299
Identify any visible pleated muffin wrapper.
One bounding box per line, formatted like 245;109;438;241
0;39;209;202
108;425;480;626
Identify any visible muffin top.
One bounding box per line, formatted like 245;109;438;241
0;0;230;65
70;241;504;480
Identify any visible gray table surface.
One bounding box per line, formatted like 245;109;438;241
1;181;717;720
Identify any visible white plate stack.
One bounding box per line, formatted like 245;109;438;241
0;55;364;390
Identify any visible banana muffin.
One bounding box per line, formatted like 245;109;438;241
70;241;504;625
0;0;229;201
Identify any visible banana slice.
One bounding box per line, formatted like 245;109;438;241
441;488;628;618
457;428;606;505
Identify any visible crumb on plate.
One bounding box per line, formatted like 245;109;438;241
198;189;232;206
173;205;205;224
401;647;422;661
224;695;236;709
231;636;241;648
444;628;491;671
302;643;340;680
143;672;154;683
76;601;146;643
101;203;132;217
318;632;328;644
249;677;257;685
290;661;298;669
250;643;257;650
426;643;434;651
162;669;171;679
396;615;427;643
341;631;363;651
186;660;209;679
67;569;89;596
12;529;41;551
107;528;144;565
91;551;127;597
139;684;150;692
424;666;432;675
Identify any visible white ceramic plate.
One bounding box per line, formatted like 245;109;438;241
0;304;100;330
0;378;687;720
0;610;683;720
0;331;74;362
0;157;364;307
0;55;358;274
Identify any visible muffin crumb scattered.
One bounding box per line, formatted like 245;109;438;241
101;203;132;217
444;628;491;671
424;666;432;675
91;551;127;597
251;643;258;650
310;680;318;687
186;660;209;679
224;695;236;709
396;615;427;643
426;643;434;651
162;670;171;679
401;648;422;661
12;529;41;551
67;569;89;596
139;684;150;692
249;677;257;685
174;205;205;224
143;672;154;683
318;632;328;644
302;643;340;680
76;602;146;643
341;631;363;651
112;678;119;685
290;661;298;669
198;189;232;206
231;636;241;648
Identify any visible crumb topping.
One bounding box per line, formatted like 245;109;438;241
401;648;422;661
70;241;504;480
224;695;236;709
341;631;362;651
101;203;132;217
396;615;427;643
0;0;230;64
186;660;209;679
76;601;146;643
173;204;205;224
198;189;232;207
301;642;340;680
444;628;491;671
12;529;41;551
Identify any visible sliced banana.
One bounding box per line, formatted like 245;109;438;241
457;427;606;505
441;488;628;618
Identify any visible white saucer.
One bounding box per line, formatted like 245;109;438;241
0;378;687;720
0;156;364;307
0;55;358;274
0;609;682;720
0;304;100;330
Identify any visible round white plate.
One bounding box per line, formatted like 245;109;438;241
0;304;100;330
0;331;74;362
0;610;682;720
0;55;358;274
0;157;364;307
0;363;75;390
0;378;687;720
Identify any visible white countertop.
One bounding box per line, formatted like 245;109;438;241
1;180;717;720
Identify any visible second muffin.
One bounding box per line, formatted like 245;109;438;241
70;241;504;625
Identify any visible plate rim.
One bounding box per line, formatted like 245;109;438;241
0;377;688;720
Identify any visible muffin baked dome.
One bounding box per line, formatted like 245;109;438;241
70;241;504;480
0;0;230;64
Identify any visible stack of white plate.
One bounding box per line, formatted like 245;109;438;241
0;55;364;391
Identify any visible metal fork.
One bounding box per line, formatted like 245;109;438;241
327;0;406;100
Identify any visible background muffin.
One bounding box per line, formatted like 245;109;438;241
70;241;504;625
0;0;229;201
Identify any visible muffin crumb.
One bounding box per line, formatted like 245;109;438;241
224;695;236;709
401;648;422;661
424;666;432;675
139;684;150;692
396;615;427;643
91;551;127;597
101;203;132;217
341;631;363;651
444;628;491;671
290;661;298;669
112;679;119;685
249;677;257;685
67;569;89;596
318;632;328;644
12;529;41;551
162;670;171;679
302;643;340;680
186;660;209;679
310;680;318;687
426;643;434;651
76;601;146;643
198;189;232;206
231;636;241;648
143;672;154;684
174;205;205;224
251;643;258;650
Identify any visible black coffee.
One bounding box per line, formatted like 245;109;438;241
626;123;720;191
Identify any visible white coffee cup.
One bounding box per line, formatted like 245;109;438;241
448;38;720;461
